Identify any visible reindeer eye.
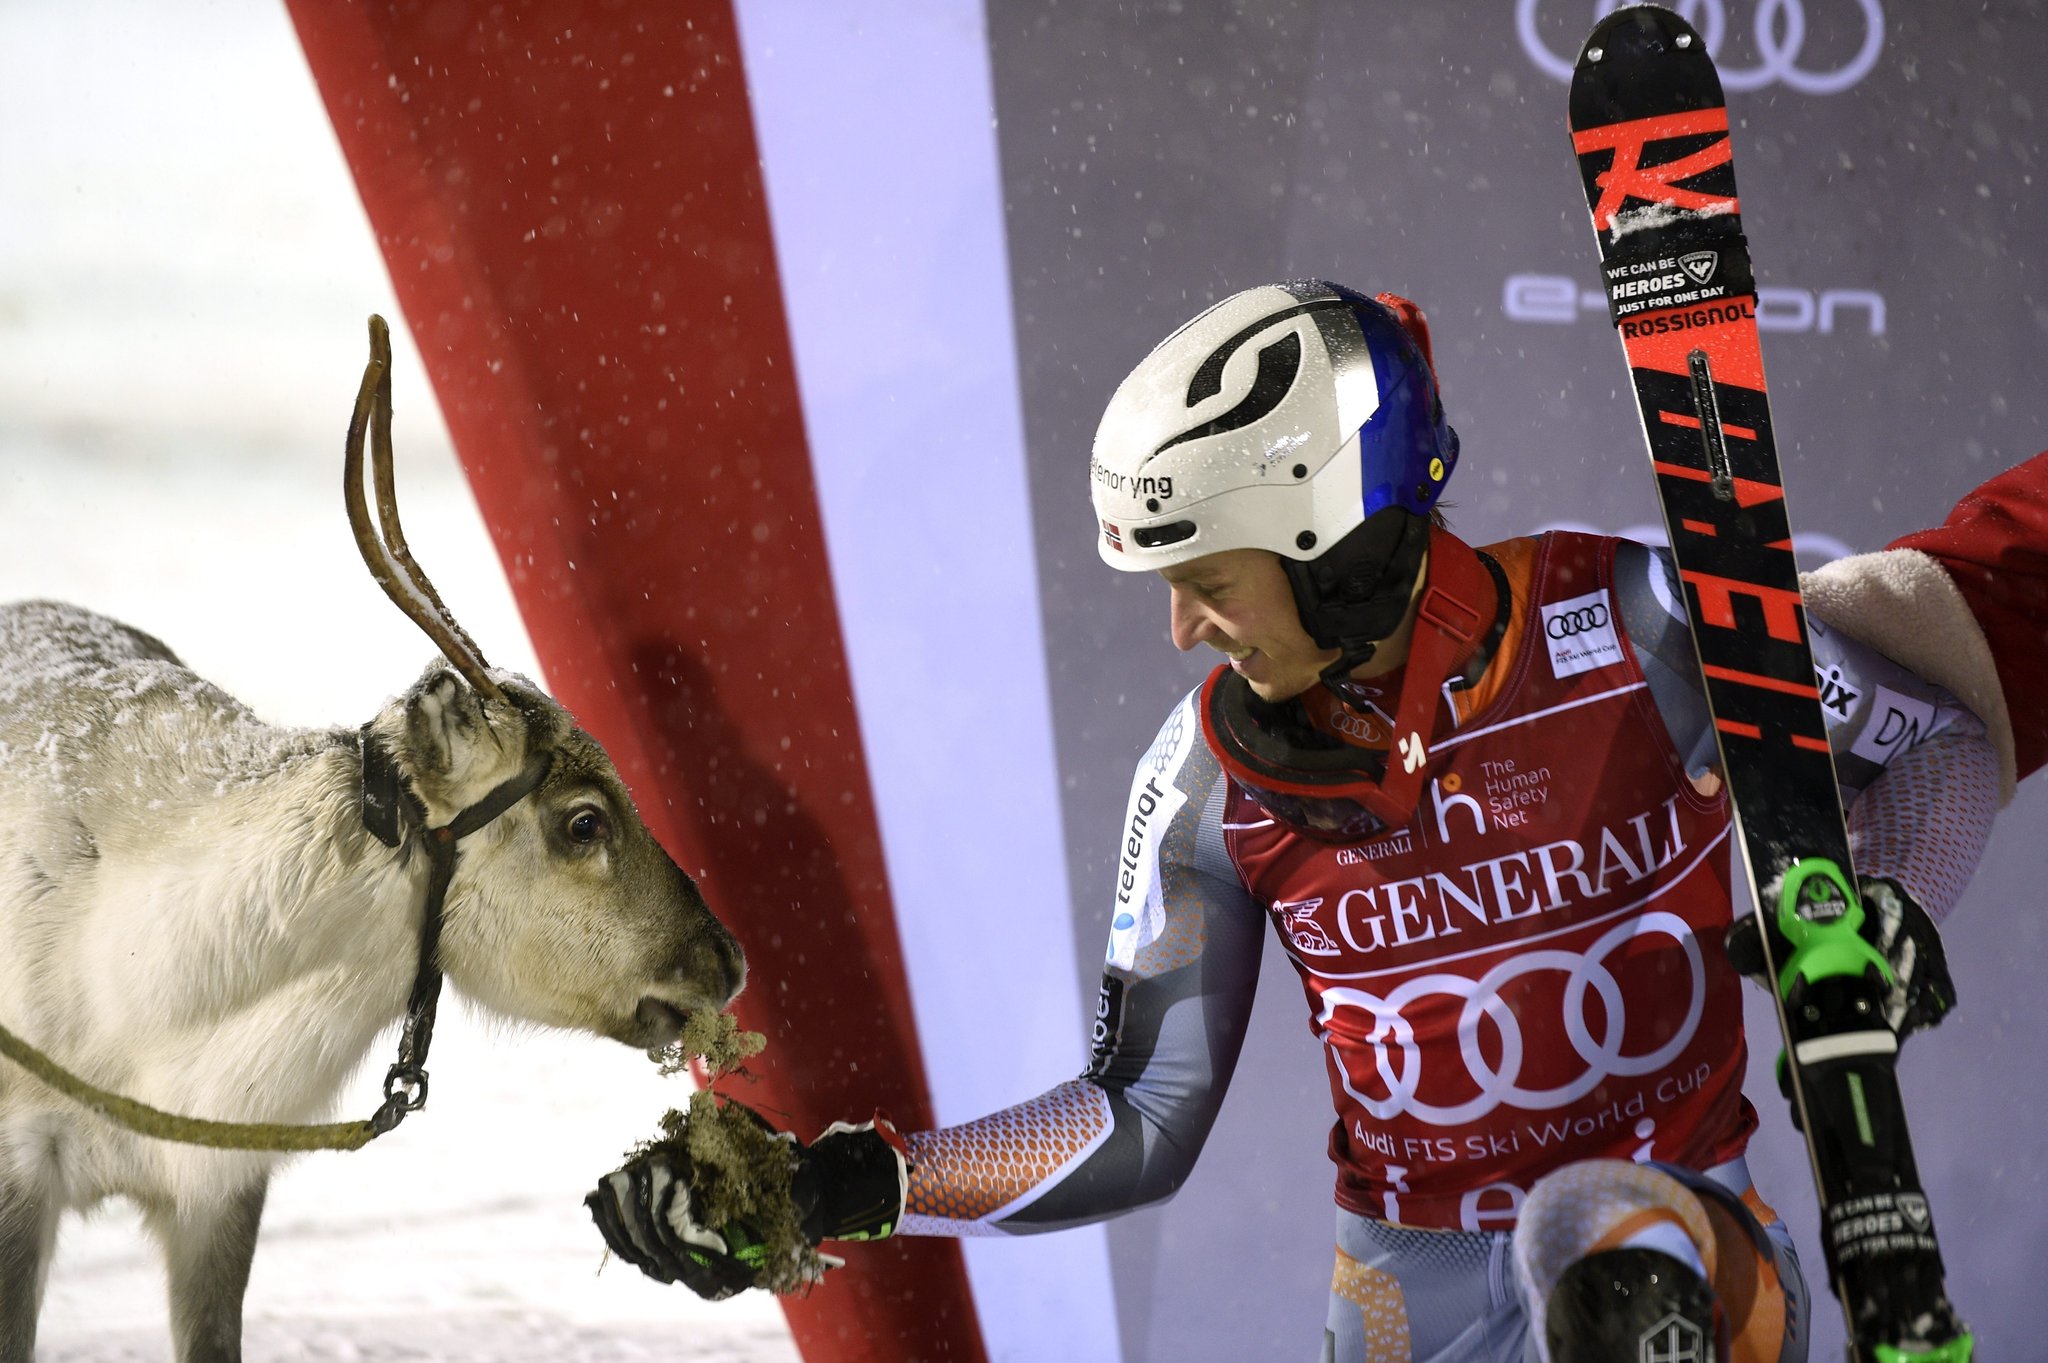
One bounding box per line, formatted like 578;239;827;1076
565;808;610;844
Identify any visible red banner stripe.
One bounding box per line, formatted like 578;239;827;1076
284;5;986;1359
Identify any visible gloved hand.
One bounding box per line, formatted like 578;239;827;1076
1724;873;1956;1040
585;1103;911;1299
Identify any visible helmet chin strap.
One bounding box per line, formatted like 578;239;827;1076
1283;508;1432;687
1320;525;1494;827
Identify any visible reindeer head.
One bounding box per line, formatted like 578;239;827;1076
347;316;743;1050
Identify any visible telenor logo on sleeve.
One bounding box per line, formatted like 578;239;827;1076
1107;700;1194;970
1542;589;1622;678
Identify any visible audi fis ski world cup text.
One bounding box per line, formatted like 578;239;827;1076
1322;906;1717;1229
1330;959;1713;1124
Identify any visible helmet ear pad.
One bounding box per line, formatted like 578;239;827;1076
1279;507;1430;660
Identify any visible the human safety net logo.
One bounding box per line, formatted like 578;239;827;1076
1542;588;1624;678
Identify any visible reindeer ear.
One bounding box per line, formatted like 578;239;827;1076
403;664;492;783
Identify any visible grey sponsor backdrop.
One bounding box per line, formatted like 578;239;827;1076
988;1;2047;1357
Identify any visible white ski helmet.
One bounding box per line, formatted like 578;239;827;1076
1090;280;1459;664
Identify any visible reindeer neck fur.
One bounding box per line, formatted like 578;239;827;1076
0;609;438;1144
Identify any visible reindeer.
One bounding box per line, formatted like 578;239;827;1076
0;317;744;1363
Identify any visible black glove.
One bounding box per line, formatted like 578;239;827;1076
1725;873;1956;1041
585;1105;910;1299
586;1139;773;1299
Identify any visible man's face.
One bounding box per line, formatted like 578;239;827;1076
1159;548;1340;702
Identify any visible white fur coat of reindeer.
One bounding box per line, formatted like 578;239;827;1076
0;318;743;1363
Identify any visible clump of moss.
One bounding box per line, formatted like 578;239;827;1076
648;1009;767;1079
650;1088;829;1293
629;1011;829;1295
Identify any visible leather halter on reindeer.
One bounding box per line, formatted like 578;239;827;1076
0;317;548;1152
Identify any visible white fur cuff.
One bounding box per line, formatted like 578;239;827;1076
1802;549;2017;805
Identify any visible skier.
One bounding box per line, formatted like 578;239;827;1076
586;282;2001;1361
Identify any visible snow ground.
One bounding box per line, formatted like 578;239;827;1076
1;2;802;1358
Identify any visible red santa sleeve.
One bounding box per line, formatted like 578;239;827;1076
1800;450;2048;805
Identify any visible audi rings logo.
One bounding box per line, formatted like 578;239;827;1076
1517;0;1884;94
1545;602;1610;640
1316;912;1706;1125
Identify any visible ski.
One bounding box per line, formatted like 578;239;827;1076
1566;8;1972;1360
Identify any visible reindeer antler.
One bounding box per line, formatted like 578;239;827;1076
344;314;505;703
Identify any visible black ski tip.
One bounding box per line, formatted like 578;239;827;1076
1570;4;1725;130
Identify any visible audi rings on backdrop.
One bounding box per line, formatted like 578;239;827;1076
1517;0;1884;94
1316;911;1708;1126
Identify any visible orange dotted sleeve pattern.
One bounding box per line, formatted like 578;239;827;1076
1330;1249;1415;1363
899;1079;1114;1236
1846;716;2000;923
1135;812;1212;977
